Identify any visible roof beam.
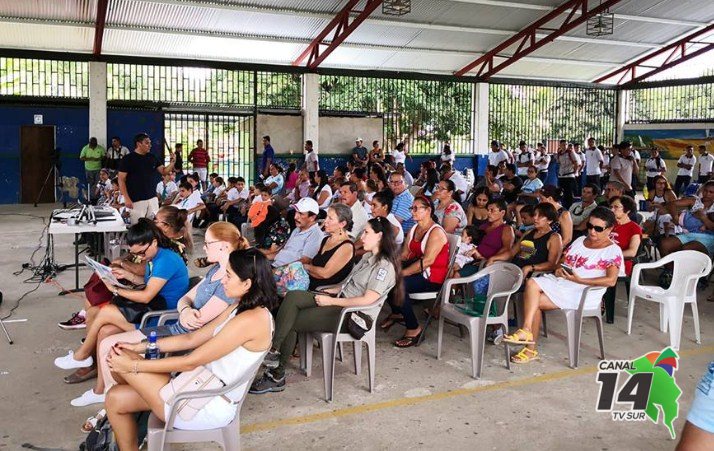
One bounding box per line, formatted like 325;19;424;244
292;0;383;69
593;23;714;85
131;0;659;48
450;0;706;27
93;0;109;56
456;0;625;78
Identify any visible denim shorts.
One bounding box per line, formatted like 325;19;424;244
676;232;714;256
687;361;714;433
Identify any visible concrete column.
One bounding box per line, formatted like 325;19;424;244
89;61;107;148
616;89;628;144
301;73;320;153
472;82;489;155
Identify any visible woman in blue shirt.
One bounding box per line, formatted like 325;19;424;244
54;219;189;406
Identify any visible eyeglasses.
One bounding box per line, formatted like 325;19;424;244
410;206;426;211
203;240;221;248
610;204;624;210
389;180;403;185
153;218;169;226
130;243;152;257
586;222;607;233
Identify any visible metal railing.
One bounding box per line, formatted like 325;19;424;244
0;57;89;98
627;83;714;123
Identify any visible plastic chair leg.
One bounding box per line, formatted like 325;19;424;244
221;420;240;451
691;301;701;345
337;342;344;362
469;323;485;379
366;335;376;393
667;300;685;351
320;335;335;402
436;315;445;360
353;341;362;376
594;316;605;359
301;333;313;377
659;302;668;333
564;311;582;369
626;293;636;335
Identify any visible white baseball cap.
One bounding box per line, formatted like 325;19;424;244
356;137;363;142
294;197;319;215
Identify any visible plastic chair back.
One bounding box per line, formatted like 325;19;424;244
670;250;711;297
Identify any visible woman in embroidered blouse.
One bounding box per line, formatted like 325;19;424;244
504;206;623;363
433;179;467;234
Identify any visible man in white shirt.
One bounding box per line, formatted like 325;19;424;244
516;140;534;180
570;183;600;239
584;137;604;189
610;145;637;196
396;163;414;187
556;139;580;208
156;172;178;205
441;163;468;202
339;182;369;240
675;145;697;195
534;142;550;183
488;140;509;167
697;145;714;184
173;181;205;223
304;140;319;177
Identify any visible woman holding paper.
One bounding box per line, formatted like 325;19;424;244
54;219;189;407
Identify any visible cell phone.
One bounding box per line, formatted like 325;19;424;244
561;264;574;275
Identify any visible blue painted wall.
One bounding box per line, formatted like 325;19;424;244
0;105;89;204
107;109;165;160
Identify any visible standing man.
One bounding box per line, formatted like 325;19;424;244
610;144;637;197
488;140;510;167
261;135;274;179
534;142;551;183
304;140;319;179
389;172;415;234
697;145;714;184
118;133;176;224
173;143;184;180
675;145;697;195
104;136;129;171
352;138;368;167
188;139;210;191
515;140;534;180
556;139;580;208
584;137;604;189
573;143;586;193
80;137;105;203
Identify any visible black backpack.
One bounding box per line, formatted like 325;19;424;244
80;411;149;451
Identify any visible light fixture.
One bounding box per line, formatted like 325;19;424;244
587;6;614;37
383;0;411;16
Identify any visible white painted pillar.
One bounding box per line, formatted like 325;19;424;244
472;82;489;155
89;61;107;148
301;73;320;154
616;89;628;144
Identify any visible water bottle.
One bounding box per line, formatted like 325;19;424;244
145;331;160;360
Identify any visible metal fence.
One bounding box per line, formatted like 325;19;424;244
489;83;617;148
165;113;255;185
626;83;714;123
0;57;89;98
319;75;475;155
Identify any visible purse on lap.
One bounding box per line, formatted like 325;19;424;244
159;366;226;422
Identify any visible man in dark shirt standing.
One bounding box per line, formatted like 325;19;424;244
261;135;275;179
118;133;176;225
173;143;184;179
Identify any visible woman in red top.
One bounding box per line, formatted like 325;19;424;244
383;196;449;347
603;195;642;323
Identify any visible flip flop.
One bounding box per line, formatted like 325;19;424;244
81;409;106;433
394;330;423;348
64;367;98;384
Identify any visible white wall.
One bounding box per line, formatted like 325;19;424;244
318;116;383;154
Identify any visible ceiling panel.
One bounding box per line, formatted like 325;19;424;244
0;22;92;52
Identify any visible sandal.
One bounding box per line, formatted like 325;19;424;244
379;314;404;331
510;347;540;364
503;328;535;345
64;366;98;384
81;409;106;433
394;330;423;348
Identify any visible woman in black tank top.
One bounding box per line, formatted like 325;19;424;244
484;203;563;280
304;204;355;290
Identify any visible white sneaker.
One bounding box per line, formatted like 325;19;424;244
54;351;93;370
71;389;105;407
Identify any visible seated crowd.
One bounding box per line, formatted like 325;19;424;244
58;137;714;447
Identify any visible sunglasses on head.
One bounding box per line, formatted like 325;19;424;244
586;222;607;233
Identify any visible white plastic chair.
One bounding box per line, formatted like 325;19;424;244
437;263;523;378
299;294;388;402
537;286;607;368
409;233;461;303
146;353;266;451
627;250;711;350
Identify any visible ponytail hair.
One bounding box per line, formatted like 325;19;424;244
207;221;250;251
366;216;403;305
156;206;193;251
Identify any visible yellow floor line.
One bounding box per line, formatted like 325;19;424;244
241;345;714;434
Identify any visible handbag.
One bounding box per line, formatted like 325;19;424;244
84;273;113;307
346;311;373;339
272;261;310;297
159;366;226;422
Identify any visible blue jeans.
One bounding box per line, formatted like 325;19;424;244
389;274;441;330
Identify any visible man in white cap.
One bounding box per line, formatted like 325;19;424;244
266;197;324;267
352;138;368;167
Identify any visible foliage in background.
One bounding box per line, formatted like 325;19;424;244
628;82;714;123
0;57;88;97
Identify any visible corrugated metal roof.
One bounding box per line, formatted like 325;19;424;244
0;0;96;23
0;0;710;82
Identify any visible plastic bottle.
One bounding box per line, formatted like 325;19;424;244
145;331;160;360
642;185;649;200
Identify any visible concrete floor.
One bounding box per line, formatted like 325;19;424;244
0;203;712;450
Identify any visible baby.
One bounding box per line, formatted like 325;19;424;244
454;225;482;273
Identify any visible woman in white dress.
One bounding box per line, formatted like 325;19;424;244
104;248;277;448
391;141;408;167
504;206;623;363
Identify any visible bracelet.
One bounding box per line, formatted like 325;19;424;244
179;306;189;313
